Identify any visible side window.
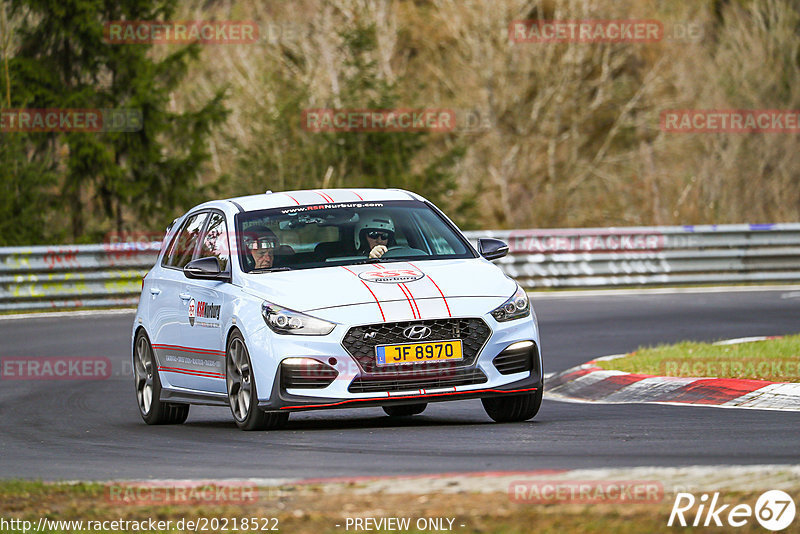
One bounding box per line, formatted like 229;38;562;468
414;213;461;255
163;212;208;268
198;212;229;271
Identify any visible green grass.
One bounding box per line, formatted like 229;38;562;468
595;334;800;382
0;480;791;534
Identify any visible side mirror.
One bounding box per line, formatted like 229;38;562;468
478;238;509;260
184;257;231;282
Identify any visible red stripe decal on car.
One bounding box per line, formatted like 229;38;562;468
316;191;334;203
351;190;364;200
158;366;225;379
341;266;386;321
152;344;225;356
397;283;418;319
401;283;422;319
407;261;451;317
279;387;540;410
283;193;300;205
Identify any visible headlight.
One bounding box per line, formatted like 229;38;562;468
491;284;530;322
261;302;336;335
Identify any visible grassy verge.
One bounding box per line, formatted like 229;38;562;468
0;480;792;534
595;334;800;382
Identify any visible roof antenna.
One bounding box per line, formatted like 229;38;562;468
265;190;273;195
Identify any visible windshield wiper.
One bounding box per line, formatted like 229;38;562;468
251;266;292;273
352;257;407;265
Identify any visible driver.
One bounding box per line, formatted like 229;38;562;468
242;225;279;270
355;214;396;259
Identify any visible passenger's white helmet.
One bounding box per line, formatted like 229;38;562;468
354;214;395;250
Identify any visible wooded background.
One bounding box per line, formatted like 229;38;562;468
1;0;798;244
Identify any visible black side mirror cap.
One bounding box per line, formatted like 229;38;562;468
184;257;231;281
478;238;509;260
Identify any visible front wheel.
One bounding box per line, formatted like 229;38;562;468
481;388;542;423
383;403;427;417
133;330;189;425
226;330;289;431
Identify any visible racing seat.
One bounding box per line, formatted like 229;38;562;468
314;241;356;261
273;244;296;267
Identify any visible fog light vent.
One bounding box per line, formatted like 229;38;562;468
281;358;338;389
492;341;536;375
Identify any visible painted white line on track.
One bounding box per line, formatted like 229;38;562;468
713;336;772;345
529;284;800;299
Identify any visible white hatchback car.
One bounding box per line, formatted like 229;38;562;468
132;189;543;430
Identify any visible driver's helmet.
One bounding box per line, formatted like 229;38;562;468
354;214;395;251
242;225;278;254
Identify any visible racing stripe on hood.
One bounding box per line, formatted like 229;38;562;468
405;261;452;318
397;283;419;319
344;264;420;321
340;266;386;321
352;262;451;320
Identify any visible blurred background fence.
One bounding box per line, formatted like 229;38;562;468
2;223;799;311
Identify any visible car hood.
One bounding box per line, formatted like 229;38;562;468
238;258;515;318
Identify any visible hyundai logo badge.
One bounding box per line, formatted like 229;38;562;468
403;325;432;340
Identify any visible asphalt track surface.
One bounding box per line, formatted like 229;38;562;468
1;289;799;480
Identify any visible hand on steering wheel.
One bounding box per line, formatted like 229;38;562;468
369;245;388;259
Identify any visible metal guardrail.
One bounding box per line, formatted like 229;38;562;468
0;242;160;311
1;223;799;311
465;223;800;288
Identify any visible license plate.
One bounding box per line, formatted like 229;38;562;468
375;340;463;366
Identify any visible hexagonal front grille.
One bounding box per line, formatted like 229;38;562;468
341;318;491;374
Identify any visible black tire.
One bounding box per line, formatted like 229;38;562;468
226;330;289;431
481;388;542;423
133;330;189;425
383;403;427;417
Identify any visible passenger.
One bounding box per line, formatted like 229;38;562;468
243;226;279;270
355;215;396;259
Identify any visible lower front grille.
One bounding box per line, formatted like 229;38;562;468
348;367;488;394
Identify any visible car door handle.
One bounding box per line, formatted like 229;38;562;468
179;292;191;301
150;288;162;296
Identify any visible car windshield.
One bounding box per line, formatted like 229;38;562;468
236;200;476;272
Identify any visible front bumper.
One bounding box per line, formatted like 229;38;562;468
258;368;542;412
255;312;542;412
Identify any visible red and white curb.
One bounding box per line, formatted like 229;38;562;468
545;337;800;411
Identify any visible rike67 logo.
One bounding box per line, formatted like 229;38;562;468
669;490;796;531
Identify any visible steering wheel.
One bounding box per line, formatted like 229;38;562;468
380;246;427;259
